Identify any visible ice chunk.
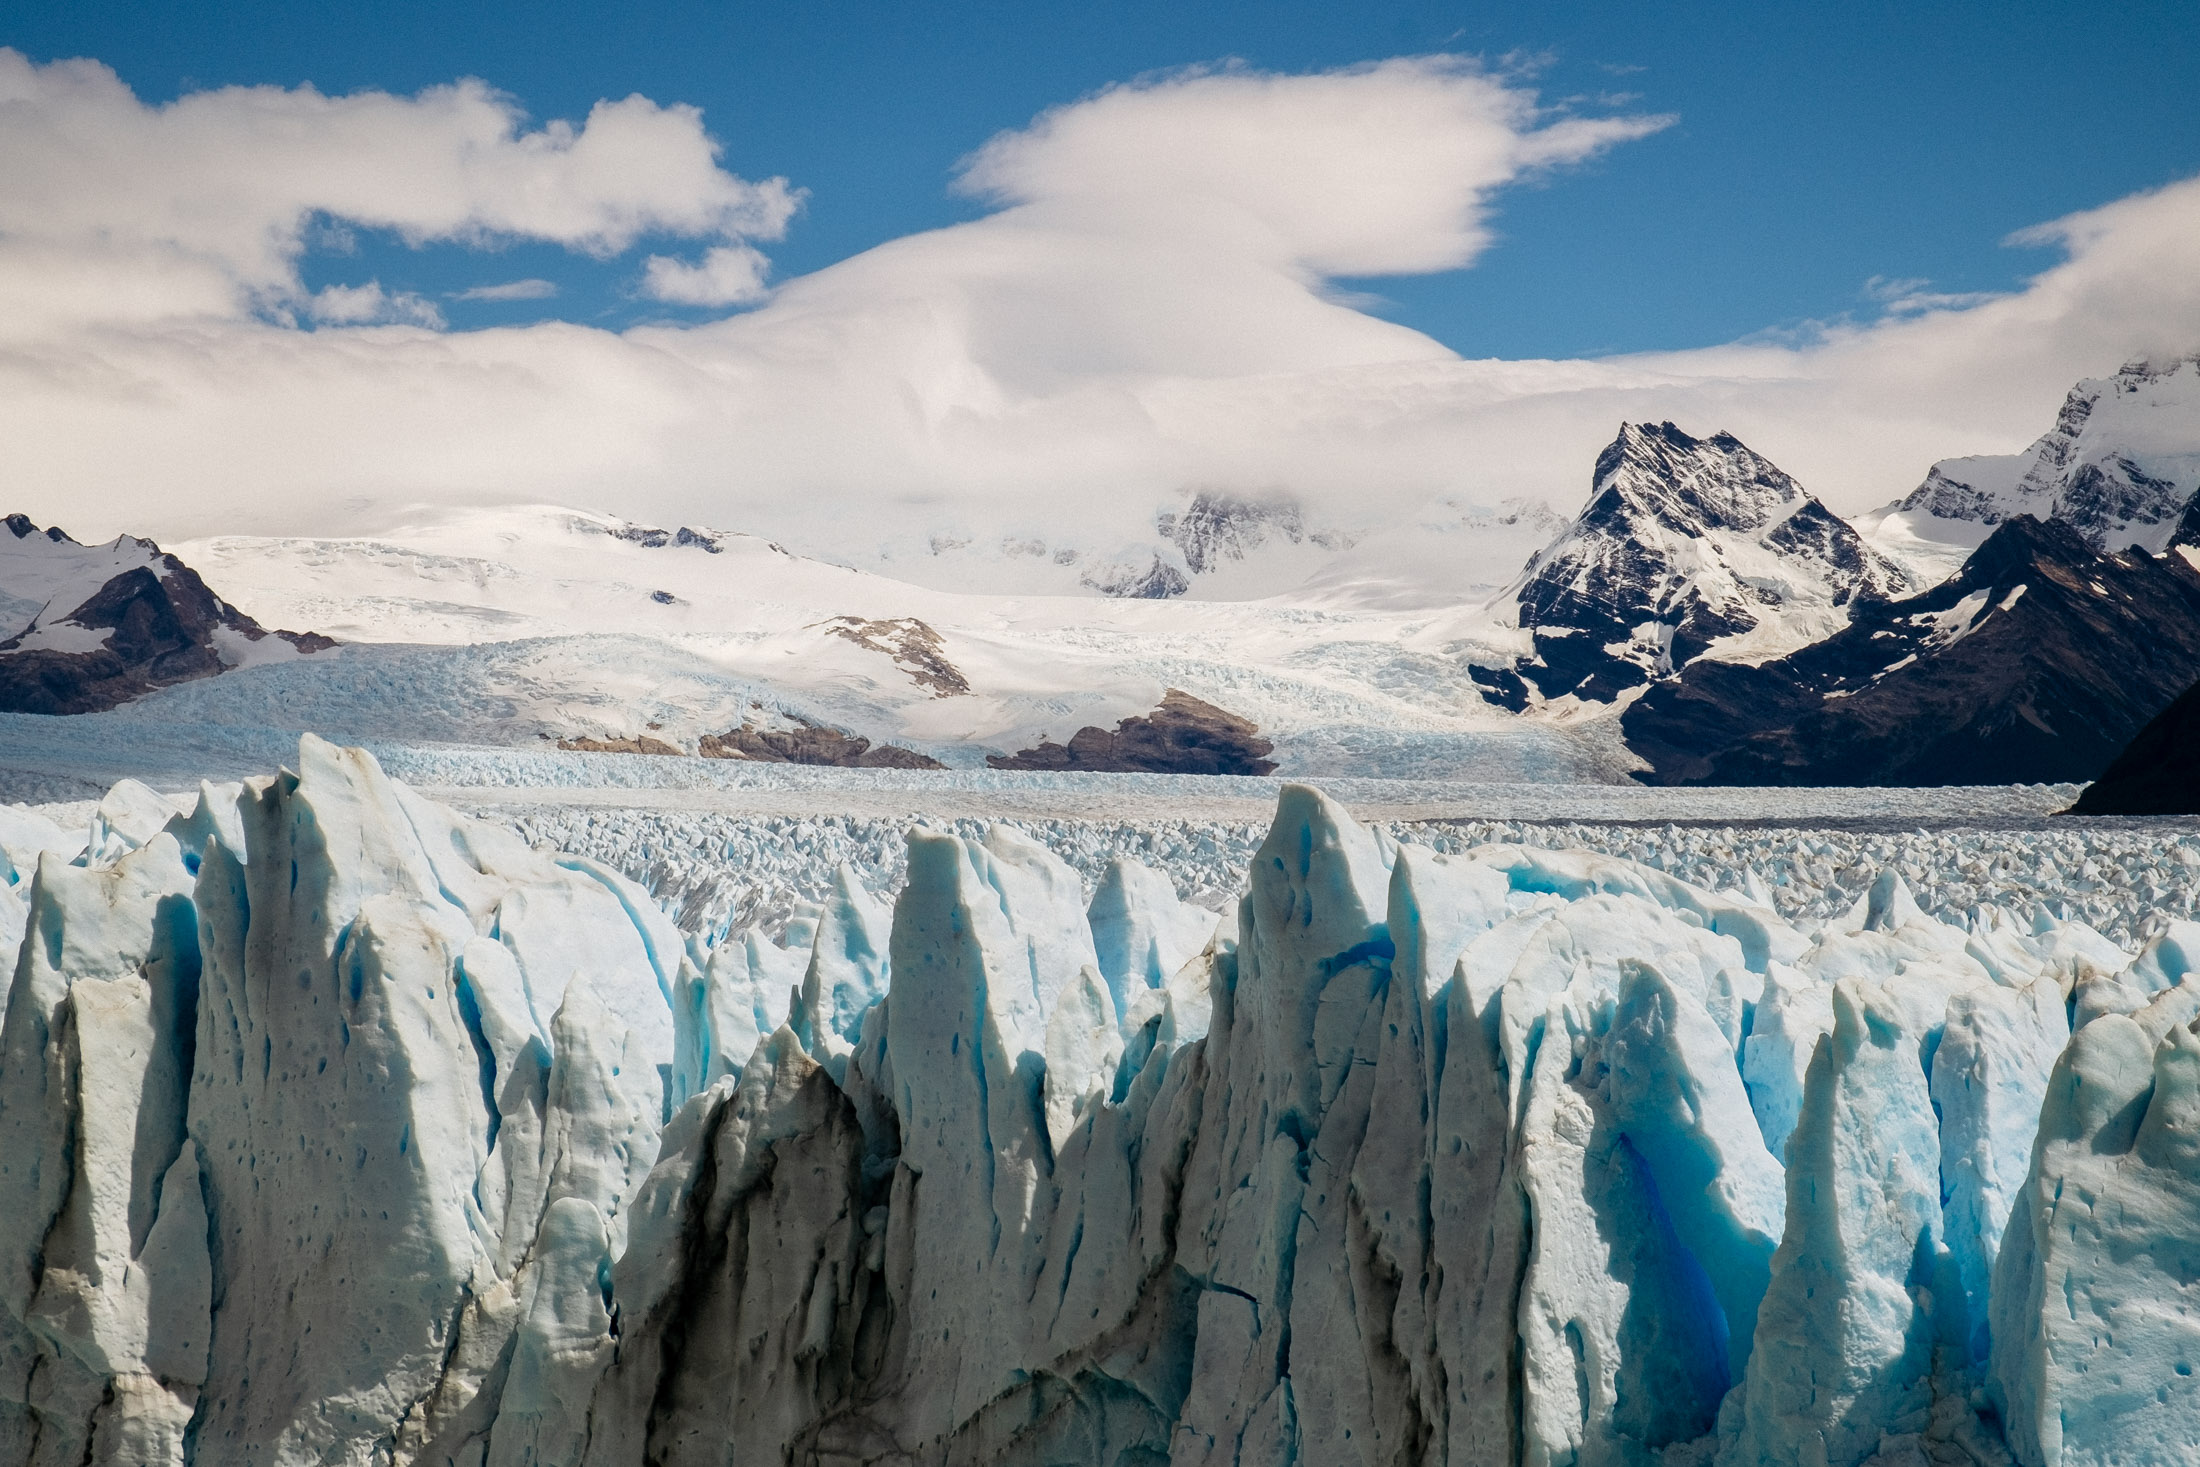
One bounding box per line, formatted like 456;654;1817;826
1041;964;1122;1154
1087;855;1218;1017
792;862;891;1073
1728;980;1944;1467
1606;959;1786;1379
1931;976;2066;1364
1991;996;2200;1467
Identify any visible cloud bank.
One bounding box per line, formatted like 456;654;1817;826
1;48;2197;582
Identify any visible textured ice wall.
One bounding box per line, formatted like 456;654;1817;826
0;742;2197;1466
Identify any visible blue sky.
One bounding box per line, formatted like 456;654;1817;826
9;0;2197;358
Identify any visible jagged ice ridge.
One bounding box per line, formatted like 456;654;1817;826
0;739;2195;1465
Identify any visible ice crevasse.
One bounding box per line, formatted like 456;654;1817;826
0;734;2192;1466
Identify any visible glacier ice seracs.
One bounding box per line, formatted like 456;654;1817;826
0;737;2196;1464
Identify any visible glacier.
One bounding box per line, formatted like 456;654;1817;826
0;737;2195;1464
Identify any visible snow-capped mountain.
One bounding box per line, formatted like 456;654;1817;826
1874;353;2200;560
5;738;2195;1464
1624;514;2200;785
1511;422;1911;702
0;514;330;714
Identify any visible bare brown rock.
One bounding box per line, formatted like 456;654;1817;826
817;616;970;697
555;734;684;756
987;689;1277;775
699;714;944;769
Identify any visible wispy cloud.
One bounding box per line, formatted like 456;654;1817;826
453;278;559;302
1861;274;2000;315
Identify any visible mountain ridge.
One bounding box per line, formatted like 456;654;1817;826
1622;514;2200;785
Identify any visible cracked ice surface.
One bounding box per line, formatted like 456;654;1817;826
476;801;2200;951
0;742;2197;1466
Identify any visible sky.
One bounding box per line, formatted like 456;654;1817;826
2;1;2198;565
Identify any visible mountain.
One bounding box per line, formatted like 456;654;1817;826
5;738;2193;1464
1876;352;2200;558
0;514;331;715
1512;422;1911;702
1623;514;2200;785
2066;673;2200;814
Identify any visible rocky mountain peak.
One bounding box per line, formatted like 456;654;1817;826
1512;422;1910;703
1590;421;1809;536
1893;351;2200;552
0;514;333;714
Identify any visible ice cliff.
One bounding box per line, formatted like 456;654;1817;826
0;737;2194;1466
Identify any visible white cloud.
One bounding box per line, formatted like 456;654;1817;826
307;281;443;327
640;245;771;305
2;49;2198;588
954;58;1669;277
453;278;559;301
0;48;794;332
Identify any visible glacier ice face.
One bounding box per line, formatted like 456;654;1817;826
3;738;2199;1465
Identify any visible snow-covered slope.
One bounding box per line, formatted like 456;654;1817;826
172;505;1585;778
3;738;2197;1465
1510;422;1911;702
1871;353;2200;564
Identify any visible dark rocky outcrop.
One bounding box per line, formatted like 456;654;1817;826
0;517;332;715
700;716;944;769
1624;515;2200;786
2067;676;2200;814
987;689;1277;775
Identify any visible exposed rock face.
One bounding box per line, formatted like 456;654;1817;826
700;715;945;769
597;520;731;553
7;744;2191;1465
556;733;685;756
1513;423;1909;703
2067;675;2200;814
1159;490;1306;574
1623;515;2200;786
0;516;332;715
1894;353;2200;552
987;689;1278;775
1083;491;1357;599
1084;556;1190;599
818;616;971;697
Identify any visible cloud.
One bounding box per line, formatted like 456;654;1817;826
640;245;771;305
3;49;2199;587
954;58;1668;277
0;48;794;332
306;281;444;327
1860;274;1999;316
453;278;559;302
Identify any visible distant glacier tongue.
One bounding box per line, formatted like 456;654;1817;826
1;736;2196;1466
